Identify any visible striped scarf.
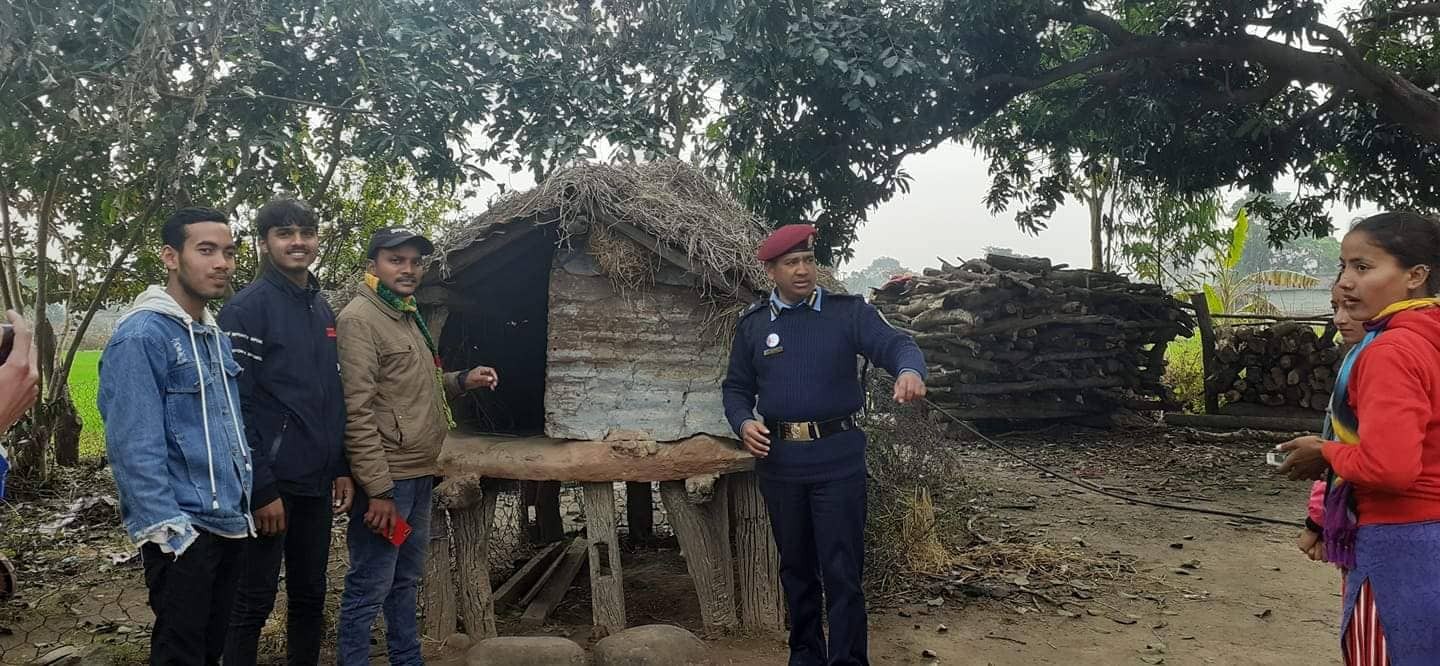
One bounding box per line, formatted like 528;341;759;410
1323;298;1440;568
364;273;455;429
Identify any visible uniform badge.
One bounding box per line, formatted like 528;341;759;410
766;333;780;348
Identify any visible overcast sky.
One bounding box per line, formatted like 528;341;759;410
839;142;1383;275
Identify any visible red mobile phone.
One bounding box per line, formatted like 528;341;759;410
387;515;413;547
0;324;13;365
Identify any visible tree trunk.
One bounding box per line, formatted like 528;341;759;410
50;391;81;467
447;480;499;639
1088;194;1104;271
730;472;783;633
421;503;458;640
660;476;738;634
0;184;22;311
626;482;654;541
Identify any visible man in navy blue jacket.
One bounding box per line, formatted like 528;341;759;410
220;198;352;666
723;224;927;666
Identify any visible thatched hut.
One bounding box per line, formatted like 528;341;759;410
419;160;770;443
416;162;786;640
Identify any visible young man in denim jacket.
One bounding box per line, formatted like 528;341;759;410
100;208;253;664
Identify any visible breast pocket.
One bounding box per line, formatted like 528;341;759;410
163;364;207;505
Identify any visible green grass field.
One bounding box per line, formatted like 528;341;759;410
68;350;105;460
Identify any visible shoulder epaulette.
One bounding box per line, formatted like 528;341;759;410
738;299;768;321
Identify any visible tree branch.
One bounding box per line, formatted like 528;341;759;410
50;191;165;401
76;73;379;115
32;171;60;405
1196;75;1294;110
1356;3;1440;25
0;183;22;311
1038;4;1137;43
312;117;348;203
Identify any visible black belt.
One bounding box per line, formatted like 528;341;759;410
765;415;858;442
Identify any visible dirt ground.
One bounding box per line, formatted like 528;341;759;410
447;426;1341;666
0;426;1342;665
700;427;1343;665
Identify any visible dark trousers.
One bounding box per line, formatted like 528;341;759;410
225;493;333;666
337;476;434;666
141;530;244;666
759;471;869;666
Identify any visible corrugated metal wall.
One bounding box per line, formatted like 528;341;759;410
543;264;737;441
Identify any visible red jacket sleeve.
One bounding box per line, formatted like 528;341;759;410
1322;341;1432;493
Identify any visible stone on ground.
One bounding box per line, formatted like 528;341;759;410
466;636;586;666
592;624;708;665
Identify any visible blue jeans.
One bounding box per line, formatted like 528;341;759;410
336;476;433;666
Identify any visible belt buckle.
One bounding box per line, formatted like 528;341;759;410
785;422;814;442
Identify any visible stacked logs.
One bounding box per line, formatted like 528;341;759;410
870;254;1194;422
1212;322;1340;413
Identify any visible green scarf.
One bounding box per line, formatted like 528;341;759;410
365;273;455;429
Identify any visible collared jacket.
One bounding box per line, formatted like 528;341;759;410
219;268;348;509
99;287;254;556
336;285;466;497
722;287;927;482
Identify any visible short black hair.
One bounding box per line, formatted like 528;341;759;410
1349;211;1440;294
161;207;228;249
255;197;318;239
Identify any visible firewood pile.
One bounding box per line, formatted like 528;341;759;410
1212;322;1340;413
870;254;1194;422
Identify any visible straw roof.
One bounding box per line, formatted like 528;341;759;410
434;160;773;300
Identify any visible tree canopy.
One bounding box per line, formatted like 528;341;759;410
593;0;1439;260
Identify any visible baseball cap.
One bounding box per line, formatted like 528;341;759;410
367;227;435;259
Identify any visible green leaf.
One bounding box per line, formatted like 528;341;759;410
883;55;899;68
1249;269;1321;289
1226;208;1249;270
813;47;830;64
1204;283;1223;316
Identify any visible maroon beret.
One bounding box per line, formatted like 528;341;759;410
756;224;817;262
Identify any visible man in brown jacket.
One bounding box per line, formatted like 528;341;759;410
335;228;497;665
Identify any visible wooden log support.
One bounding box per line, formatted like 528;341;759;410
626;482;655;541
493;541;566;609
730;472;783;633
420;502;457;639
441;478;500;639
660;475;739;633
521;537;590;629
583;482;627;635
1189;292;1221;415
521;480;565;544
1164;412;1322;433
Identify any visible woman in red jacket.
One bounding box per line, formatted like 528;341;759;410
1279;211;1440;665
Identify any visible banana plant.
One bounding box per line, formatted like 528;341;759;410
1197;209;1320;315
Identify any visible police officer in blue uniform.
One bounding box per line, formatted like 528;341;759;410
723;224;927;666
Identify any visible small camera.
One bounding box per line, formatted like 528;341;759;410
1265;450;1288;467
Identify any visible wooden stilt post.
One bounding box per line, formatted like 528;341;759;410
521;480;565;544
730;472;783;632
443;478;500;639
660;475;738;633
583;482;626;635
626;481;654;541
421;500;457;639
1190;292;1221;415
